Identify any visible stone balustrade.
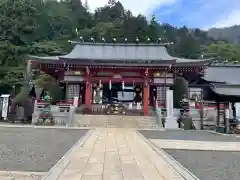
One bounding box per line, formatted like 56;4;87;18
32;101;75;125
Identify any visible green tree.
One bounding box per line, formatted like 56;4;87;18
171;34;201;58
0;0;225;95
29;41;64;56
203;42;240;61
148;15;161;41
173;77;188;108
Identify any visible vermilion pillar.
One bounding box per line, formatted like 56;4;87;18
143;84;149;116
84;66;91;110
85;81;91;107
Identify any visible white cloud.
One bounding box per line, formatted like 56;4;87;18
210;10;240;28
82;0;179;16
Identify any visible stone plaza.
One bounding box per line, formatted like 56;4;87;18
0;126;240;180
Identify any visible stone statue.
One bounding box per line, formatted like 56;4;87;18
179;112;195;130
37;93;54;125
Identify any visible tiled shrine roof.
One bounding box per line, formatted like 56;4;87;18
204;64;240;97
210;84;240;97
29;41;212;66
204;64;240;84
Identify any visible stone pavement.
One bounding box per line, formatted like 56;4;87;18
151;139;240;151
56;128;188;180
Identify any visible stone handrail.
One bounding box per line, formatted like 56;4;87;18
68;106;76;125
32;103;76;125
155;108;164;128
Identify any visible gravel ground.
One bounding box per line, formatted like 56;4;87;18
164;149;240;180
139;130;240;141
0;127;88;172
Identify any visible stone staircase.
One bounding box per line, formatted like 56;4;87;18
74;115;160;129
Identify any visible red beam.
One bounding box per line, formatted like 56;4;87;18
89;67;145;73
90;77;148;83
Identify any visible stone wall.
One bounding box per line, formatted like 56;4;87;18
32;102;75;125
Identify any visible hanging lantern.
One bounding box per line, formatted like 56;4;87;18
109;80;112;90
122;80;125;90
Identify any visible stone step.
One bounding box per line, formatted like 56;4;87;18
74;115;160;129
76;124;159;129
76;124;160;129
77;118;156;121
77;119;157;122
76;119;158;123
76;119;157;124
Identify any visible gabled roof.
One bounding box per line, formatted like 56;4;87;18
28;41;212;66
63;42;175;61
210;84;240;97
204;64;240;84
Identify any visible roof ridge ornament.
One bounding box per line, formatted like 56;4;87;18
90;37;95;43
166;42;174;46
157;37;162;44
146;37;150;42
101;37;106;43
136;37;139;44
80;36;84;42
67;40;171;46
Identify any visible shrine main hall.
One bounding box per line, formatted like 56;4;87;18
28;41;212;116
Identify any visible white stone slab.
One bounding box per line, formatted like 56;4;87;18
165;117;179;129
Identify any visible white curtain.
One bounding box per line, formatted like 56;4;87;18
118;91;134;101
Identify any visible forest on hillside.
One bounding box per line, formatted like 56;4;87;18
207;25;240;43
0;0;240;94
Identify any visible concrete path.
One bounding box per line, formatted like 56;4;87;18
151;139;240;151
56;128;187;180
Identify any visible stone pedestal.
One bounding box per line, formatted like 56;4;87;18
32;100;38;124
165;116;178;129
165;90;178;129
73;96;79;107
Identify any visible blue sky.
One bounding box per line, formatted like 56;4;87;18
153;0;240;29
85;0;240;29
